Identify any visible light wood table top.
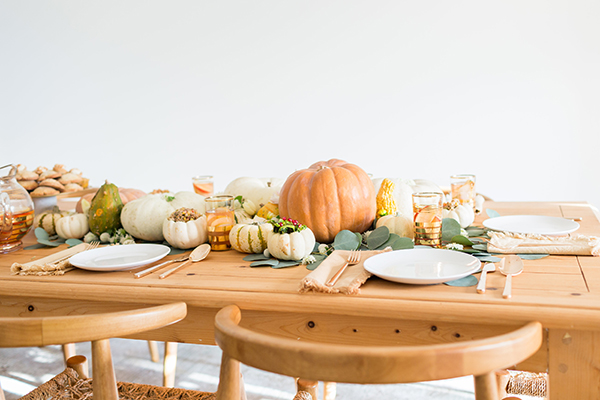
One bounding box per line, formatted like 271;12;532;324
1;201;600;399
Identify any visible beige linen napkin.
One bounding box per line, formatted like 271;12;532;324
11;243;92;276
300;248;392;295
487;231;600;256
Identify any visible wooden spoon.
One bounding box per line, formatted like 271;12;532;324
498;255;524;299
159;244;211;279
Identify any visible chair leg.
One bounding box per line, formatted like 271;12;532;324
148;340;160;363
1;378;6;400
297;379;318;400
67;355;89;379
216;352;240;400
474;372;500;400
495;370;510;398
163;342;178;387
323;382;336;400
62;343;76;364
91;339;119;400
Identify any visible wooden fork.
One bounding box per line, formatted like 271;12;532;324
326;250;361;287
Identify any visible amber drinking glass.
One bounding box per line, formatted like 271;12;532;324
412;192;443;248
205;195;235;251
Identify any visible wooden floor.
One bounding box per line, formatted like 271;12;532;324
0;339;483;400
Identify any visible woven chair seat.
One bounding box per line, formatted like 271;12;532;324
19;368;216;400
506;371;548;398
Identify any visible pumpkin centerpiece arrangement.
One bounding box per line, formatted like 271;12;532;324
163;207;208;249
267;217;315;261
120;191;206;242
278;159;376;243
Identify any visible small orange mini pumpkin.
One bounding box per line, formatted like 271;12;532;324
278;159;376;243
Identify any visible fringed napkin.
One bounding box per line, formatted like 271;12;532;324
487;231;600;256
11;243;91;276
300;248;392;295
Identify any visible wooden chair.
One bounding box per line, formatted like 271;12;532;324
213;304;543;400
0;302;216;400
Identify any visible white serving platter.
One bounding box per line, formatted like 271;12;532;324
69;244;170;272
482;215;579;236
364;248;481;285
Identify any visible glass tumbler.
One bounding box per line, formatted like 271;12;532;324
412;192;443;248
205;195;235;251
450;174;476;207
192;175;214;197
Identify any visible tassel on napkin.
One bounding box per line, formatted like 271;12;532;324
487;231;600;256
300;248;392;295
11;243;91;276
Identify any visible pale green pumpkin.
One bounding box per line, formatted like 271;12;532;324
229;222;273;254
34;206;71;236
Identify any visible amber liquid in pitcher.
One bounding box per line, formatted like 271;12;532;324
1;209;34;244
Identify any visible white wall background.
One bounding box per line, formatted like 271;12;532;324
2;1;599;208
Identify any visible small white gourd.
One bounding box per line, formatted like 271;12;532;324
56;213;90;239
442;201;475;228
375;214;414;239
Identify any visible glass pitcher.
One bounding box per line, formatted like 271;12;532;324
1;164;35;253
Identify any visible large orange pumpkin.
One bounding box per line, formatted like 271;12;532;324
279;159;376;243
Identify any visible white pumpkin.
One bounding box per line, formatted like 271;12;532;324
229;222;273;254
372;178;443;218
267;228;315;261
163;215;208;249
474;194;485;214
442;202;475;228
233;197;257;223
34;207;71;236
121;192;206;242
376;214;414;239
56;213;89;239
223;177;284;208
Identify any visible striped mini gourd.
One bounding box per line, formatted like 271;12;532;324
229;222;274;254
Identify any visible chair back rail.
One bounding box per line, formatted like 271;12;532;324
214;304;542;384
0;302;187;347
0;302;187;400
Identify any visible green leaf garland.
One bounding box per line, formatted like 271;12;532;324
486;209;500;218
366;226;390;249
450;235;474;246
442;219;461;242
333;230;361;251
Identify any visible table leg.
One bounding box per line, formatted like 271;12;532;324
163;342;178;387
548;328;600;399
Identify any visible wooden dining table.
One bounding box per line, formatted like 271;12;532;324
1;200;600;399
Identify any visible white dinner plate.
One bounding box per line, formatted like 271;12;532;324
364;248;481;285
482;215;579;236
69;244;170;272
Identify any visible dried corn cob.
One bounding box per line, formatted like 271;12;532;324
376;178;397;218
